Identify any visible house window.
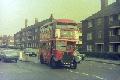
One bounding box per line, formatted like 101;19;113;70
33;36;34;40
109;45;113;52
27;43;28;47
98;31;102;38
118;29;120;35
88;21;93;28
35;28;38;32
96;18;102;25
87;45;92;52
109;16;113;23
96;44;104;52
31;43;33;47
33;43;35;47
118;45;120;52
87;33;92;40
35;35;37;40
109;30;114;36
34;43;36;47
118;14;120;20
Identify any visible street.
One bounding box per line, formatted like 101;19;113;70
0;59;120;80
0;0;120;80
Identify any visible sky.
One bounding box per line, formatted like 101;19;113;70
0;0;116;35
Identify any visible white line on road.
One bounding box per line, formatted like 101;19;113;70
0;72;3;74
92;75;104;80
69;70;73;72
74;72;79;74
111;64;116;67
67;69;79;74
109;68;113;70
103;63;106;64
82;73;89;76
95;76;104;80
68;69;104;80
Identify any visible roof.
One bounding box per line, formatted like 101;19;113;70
15;18;77;35
56;19;76;24
85;2;120;20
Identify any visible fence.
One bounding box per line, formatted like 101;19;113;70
79;51;120;60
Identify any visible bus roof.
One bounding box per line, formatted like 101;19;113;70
56;19;76;24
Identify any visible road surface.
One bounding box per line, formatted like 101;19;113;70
0;60;120;80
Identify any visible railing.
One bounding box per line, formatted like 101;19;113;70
109;36;120;42
79;51;120;60
109;21;120;27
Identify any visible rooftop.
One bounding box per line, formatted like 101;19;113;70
56;19;76;24
85;2;120;20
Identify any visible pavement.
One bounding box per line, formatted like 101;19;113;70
86;57;120;65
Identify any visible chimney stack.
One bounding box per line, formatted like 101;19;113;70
50;14;53;19
35;18;38;24
101;0;108;10
49;14;54;21
25;19;28;28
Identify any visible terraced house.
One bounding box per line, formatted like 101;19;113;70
14;16;52;49
82;0;120;53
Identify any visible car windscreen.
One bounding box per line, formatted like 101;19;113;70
4;51;18;56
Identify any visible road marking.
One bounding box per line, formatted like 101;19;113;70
74;72;79;74
103;63;106;64
109;68;113;70
69;70;73;72
66;69;69;71
66;69;79;74
92;75;104;80
95;76;104;80
111;64;116;67
82;73;89;76
0;72;3;74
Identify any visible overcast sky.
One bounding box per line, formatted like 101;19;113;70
0;0;116;35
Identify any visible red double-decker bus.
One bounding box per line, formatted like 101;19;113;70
39;19;80;69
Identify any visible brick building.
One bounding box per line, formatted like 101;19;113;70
82;0;120;53
0;35;14;47
14;17;51;49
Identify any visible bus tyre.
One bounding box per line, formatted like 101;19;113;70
40;55;44;64
50;58;56;69
70;61;77;69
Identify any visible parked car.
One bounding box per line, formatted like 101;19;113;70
0;56;1;61
0;50;19;62
74;50;86;63
25;52;37;57
0;50;4;61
